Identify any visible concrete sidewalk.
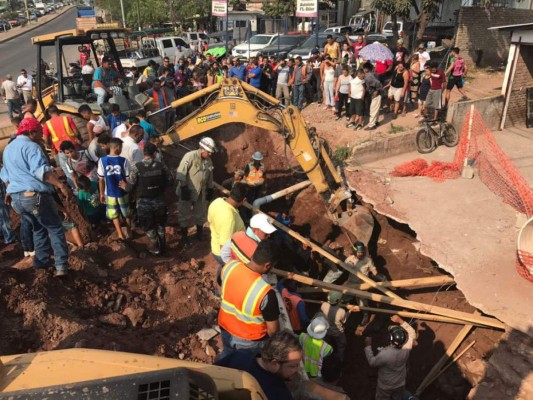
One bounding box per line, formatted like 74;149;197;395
344;128;533;334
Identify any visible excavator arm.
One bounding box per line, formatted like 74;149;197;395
158;79;369;236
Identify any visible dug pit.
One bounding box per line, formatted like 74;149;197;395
0;124;509;399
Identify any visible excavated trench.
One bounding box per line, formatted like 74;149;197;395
0;124;506;399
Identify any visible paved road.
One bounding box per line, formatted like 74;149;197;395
0;7;77;78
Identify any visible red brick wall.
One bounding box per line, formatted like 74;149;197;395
455;7;533;68
506;45;533;127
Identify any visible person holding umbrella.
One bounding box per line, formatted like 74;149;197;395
360;42;394;85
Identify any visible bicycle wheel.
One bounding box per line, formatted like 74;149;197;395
442;123;459;147
416;128;436;153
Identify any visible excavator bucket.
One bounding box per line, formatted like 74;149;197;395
338;206;375;246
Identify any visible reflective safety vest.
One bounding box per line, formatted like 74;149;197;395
230;231;258;265
152;89;168;110
245;162;265;186
299;333;333;377
45;116;79;151
218;260;272;340
281;288;303;332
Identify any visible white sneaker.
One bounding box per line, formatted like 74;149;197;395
25;251;35;257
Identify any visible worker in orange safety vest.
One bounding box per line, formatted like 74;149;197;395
43;105;83;188
218;240;281;359
220;213;277;265
244;151;266;204
146;78;174;131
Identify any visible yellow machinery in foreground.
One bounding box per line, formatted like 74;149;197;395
158;78;373;243
0;348;266;399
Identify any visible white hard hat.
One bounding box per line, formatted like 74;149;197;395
250;213;276;234
199;137;217;153
252;151;263;161
307;316;329;339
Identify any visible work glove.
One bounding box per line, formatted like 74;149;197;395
180;186;191;201
206;188;214;201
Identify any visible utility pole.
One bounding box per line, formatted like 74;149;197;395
119;0;126;28
136;0;141;31
23;0;30;25
225;0;229;57
315;0;319;47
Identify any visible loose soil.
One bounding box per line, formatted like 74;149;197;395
0;123;505;399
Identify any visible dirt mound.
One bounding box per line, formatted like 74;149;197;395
0;234;222;363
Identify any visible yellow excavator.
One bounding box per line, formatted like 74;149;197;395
157;78;374;243
3;30;372;398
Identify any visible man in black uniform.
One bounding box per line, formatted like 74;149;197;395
122;143;172;254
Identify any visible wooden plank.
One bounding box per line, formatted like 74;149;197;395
297;275;455;292
212;182;402;300
273;269;505;330
302;299;479;326
415;319;477;396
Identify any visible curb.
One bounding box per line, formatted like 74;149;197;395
0;5;75;44
349;128;419;165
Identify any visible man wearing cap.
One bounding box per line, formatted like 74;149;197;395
208;183;246;269
218;240;281;358
393;39;409;66
299;315;333;377
176;137;216;242
320;291;348;361
244;151;266;204
121;142;172;255
1;118;70;277
220;212;276;265
1;74;21;119
416;43;431;70
92;56;119;106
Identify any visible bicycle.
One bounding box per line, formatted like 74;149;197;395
415;118;459;153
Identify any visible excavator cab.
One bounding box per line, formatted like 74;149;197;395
31;23;145;125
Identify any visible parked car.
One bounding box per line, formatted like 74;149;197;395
8;19;20;27
349;10;378;34
258;34;308;60
288;33;343;61
231;33;278;59
322;26;353;35
382;20;414;38
421;26;454;46
0;20;12;32
140;36;194;60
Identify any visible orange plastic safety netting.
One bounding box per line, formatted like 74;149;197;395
391;108;533;282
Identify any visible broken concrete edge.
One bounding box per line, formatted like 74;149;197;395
346;182;511;333
447;95;504;132
0;6;75;45
348;128;419;165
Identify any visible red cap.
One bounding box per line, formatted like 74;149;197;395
16;118;43;136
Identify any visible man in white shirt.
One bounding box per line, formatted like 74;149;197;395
17;69;34;104
1;74;21;119
120;124;144;166
112;116;140;139
416;44;431;70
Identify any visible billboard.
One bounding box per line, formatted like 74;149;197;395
296;0;318;18
212;0;227;17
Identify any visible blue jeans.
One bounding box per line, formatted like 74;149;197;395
292;84;305;111
6;99;21;119
0;196;15;244
219;328;266;360
11;192;69;270
56;152;74;189
19;216;34;251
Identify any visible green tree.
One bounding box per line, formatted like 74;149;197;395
262;0;296;18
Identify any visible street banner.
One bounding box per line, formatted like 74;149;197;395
212;0;227;17
296;0;318;17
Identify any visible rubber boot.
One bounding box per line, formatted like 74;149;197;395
195;225;203;241
147;239;161;255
